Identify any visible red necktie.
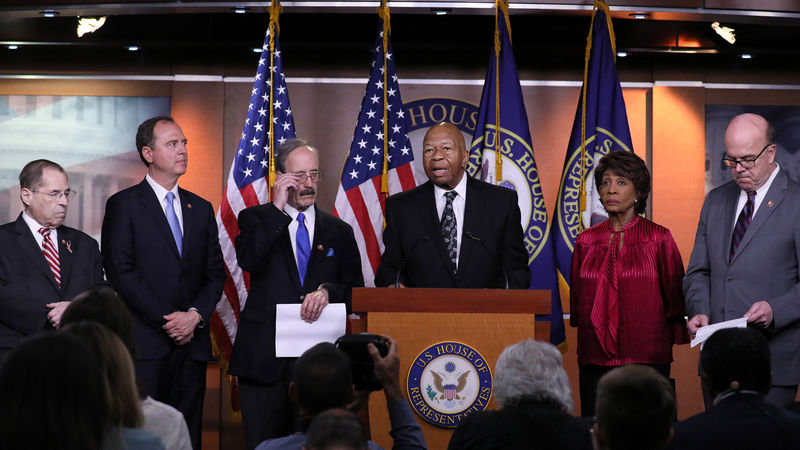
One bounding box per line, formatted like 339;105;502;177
39;227;61;287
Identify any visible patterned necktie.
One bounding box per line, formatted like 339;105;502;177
39;227;61;287
730;191;756;261
441;191;458;275
165;192;183;257
296;212;310;286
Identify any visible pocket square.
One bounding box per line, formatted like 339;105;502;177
326;248;334;257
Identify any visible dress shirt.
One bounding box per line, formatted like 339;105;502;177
145;174;183;230
433;175;467;266
283;204;316;273
731;163;779;230
21;210;58;255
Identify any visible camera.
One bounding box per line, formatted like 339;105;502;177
335;333;388;392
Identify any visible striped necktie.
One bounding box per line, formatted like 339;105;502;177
39;227;61;286
730;191;756;261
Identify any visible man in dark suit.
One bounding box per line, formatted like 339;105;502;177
102;116;225;450
684;113;800;407
229;138;363;450
375;122;529;288
0;159;105;368
667;328;800;450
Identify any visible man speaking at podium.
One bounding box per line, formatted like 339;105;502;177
375;122;529;289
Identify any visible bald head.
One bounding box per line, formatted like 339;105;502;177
723;113;776;192
422;122;468;190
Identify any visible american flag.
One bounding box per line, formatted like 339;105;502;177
212;22;295;412
333;17;417;287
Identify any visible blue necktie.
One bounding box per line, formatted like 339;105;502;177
296;212;310;285
165;192;183;257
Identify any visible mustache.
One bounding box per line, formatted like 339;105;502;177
298;188;316;196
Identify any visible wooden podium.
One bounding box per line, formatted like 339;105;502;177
350;287;550;450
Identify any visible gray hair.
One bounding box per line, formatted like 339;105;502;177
492;339;572;411
275;137;318;172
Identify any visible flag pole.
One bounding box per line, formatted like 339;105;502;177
379;0;391;194
493;1;507;182
267;0;282;200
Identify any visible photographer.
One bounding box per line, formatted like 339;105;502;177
256;335;427;450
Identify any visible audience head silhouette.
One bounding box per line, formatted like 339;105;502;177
0;332;111;450
594;365;675;450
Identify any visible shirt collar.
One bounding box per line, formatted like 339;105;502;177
22;210;50;233
284;203;316;222
145;174;179;203
752;163;780;198
433;173;468;200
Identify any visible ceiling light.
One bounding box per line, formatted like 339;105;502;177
77;17;106;37
234;7;246;14
8;45;18;50
711;22;736;44
617;51;628;57
40;10;58;18
127;45;140;51
629;12;648;20
741;53;752;59
432;9;450;16
252;47;262;53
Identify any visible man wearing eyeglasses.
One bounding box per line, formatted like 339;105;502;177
684;113;800;408
229;138;364;449
0;159;106;369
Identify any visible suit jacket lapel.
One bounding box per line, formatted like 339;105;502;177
731;171;786;263
458;177;484;277
416;182;454;278
178;189;193;261
136;180;181;258
14;214;59;291
716;183;738;265
56;226;74;292
305;206;326;287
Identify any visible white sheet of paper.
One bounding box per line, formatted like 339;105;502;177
691;316;748;349
275;303;347;357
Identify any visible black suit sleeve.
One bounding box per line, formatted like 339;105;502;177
501;190;530;289
192;202;226;322
374;196;402;287
321;221;364;308
235;203;291;275
0;263;50;335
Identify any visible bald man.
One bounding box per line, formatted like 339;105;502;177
684;113;800;407
375;122;529;289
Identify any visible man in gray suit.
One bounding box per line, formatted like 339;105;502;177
684;113;800;407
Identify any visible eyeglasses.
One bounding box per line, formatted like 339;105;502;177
292;171;323;183
31;189;77;201
722;144;771;169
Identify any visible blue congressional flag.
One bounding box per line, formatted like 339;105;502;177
467;1;565;346
552;0;633;293
333;6;418;287
214;5;296;413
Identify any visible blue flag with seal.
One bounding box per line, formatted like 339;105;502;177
552;0;633;295
467;0;565;347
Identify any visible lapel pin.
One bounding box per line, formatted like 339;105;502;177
187;203;192;209
767;200;773;207
63;240;73;253
317;244;324;251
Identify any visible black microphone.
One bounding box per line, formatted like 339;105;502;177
395;236;429;288
464;230;509;289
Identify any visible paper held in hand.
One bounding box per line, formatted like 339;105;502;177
690;317;748;349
